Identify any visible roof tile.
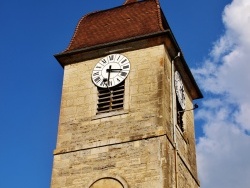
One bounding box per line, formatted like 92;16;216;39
65;0;166;52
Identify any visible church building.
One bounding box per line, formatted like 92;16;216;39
51;0;203;187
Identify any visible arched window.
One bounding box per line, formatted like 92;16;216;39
89;177;124;188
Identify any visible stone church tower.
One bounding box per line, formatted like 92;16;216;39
51;0;203;187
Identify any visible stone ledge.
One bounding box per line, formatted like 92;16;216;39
92;110;129;120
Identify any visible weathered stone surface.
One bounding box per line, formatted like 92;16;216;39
51;44;199;187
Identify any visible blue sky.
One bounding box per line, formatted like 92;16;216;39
2;0;250;188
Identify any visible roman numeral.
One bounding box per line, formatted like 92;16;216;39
123;65;129;69
116;78;121;82
121;59;127;64
120;72;127;77
100;81;105;86
101;59;107;64
93;71;100;76
108;80;113;86
109;55;114;61
94;77;101;83
116;55;121;61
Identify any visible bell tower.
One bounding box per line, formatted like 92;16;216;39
51;0;203;188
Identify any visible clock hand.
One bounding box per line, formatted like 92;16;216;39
102;78;111;92
106;68;122;72
107;65;111;86
109;69;122;72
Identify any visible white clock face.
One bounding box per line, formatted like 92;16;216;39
175;71;186;110
92;54;130;88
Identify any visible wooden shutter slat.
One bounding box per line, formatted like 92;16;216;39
96;81;125;114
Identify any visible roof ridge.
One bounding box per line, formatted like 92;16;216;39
155;0;165;31
123;0;138;5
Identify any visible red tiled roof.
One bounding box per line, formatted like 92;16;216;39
65;0;167;52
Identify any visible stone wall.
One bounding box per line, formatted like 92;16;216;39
51;44;199;187
54;45;167;154
175;88;199;185
51;136;175;188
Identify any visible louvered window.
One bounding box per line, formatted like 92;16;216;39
97;81;125;114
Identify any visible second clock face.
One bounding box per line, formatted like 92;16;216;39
175;71;186;110
92;54;131;88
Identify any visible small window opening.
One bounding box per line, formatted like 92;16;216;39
97;81;125;114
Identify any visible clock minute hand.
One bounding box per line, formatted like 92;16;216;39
107;65;112;85
108;68;122;72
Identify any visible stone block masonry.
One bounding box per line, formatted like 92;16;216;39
51;44;199;187
51;136;175;188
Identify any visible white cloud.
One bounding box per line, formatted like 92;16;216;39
192;0;250;187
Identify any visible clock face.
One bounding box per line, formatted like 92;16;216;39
174;71;186;110
92;54;130;88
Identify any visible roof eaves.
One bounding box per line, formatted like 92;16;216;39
164;30;203;99
55;30;170;59
55;29;203;99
